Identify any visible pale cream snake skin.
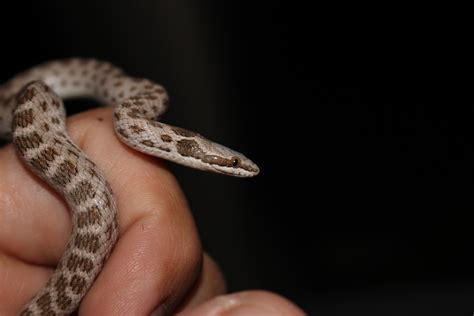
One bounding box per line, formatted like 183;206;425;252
0;58;259;315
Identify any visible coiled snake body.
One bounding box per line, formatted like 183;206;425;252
0;59;259;315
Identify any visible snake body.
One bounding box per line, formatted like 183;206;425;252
0;59;259;315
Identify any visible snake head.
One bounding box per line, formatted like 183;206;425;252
174;134;260;177
200;142;260;177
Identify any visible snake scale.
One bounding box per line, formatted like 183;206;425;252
0;58;259;315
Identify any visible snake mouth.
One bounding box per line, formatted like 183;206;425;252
211;164;259;177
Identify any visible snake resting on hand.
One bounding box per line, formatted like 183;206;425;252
0;58;259;315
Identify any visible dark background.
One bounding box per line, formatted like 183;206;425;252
1;2;474;315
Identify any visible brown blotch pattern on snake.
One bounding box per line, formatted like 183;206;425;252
29;147;59;172
14;132;43;154
54;275;68;293
70;274;87;295
176;139;204;158
13;108;34;127
74;233;101;253
141;140;155;147
67;253;94;273
70;181;96;205
36;292;52;311
130;125;145;134
16;85;38;103
161;134;173;142
56;291;73;310
77;207;101;228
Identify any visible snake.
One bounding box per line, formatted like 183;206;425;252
0;58;259;315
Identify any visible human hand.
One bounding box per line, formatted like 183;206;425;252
0;108;304;315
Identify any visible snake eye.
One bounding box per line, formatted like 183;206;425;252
232;157;241;168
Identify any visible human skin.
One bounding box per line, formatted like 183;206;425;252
0;108;305;315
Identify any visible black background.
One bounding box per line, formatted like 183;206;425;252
1;2;474;315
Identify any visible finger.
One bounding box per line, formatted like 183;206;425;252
0;118;79;312
174;253;227;312
0;138;71;265
177;290;306;316
1;108;203;314
0;253;52;315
